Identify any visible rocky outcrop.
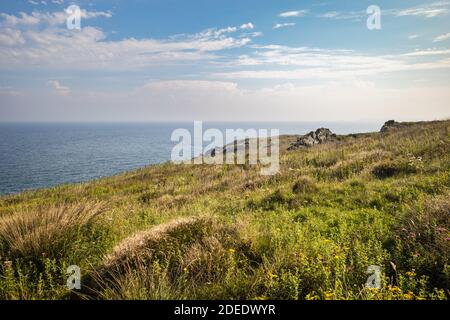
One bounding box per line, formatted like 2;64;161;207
288;128;336;150
380;120;406;133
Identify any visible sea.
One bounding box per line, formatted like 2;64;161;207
0;122;382;195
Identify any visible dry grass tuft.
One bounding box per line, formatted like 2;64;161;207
103;216;202;268
82;216;256;299
0;202;106;261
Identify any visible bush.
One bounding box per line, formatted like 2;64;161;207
372;160;417;179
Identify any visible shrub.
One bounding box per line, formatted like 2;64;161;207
372;160;417;179
139;190;157;204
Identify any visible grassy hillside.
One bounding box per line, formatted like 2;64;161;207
0;120;449;300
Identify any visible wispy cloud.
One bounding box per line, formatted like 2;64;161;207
317;10;364;21
433;32;450;42
318;1;450;20
214;45;450;80
273;22;296;29
279;10;308;18
319;11;339;18
394;1;450;18
239;22;254;30
403;49;450;56
46;80;70;95
0;9;112;27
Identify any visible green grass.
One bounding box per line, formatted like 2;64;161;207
0;120;449;300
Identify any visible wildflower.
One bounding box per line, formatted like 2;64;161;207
388;286;401;294
228;248;235;254
334;255;340;260
405;270;416;277
324;291;334;300
436;227;447;233
403;291;414;300
268;272;278;279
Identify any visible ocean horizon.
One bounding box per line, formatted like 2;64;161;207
0;121;382;196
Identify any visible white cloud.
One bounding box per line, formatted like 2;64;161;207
250;31;263;37
0;28;25;46
240;22;254;30
408;34;419;40
318;2;450;20
0;11;254;70
279;10;308;18
215;45;450;80
319;11;339;18
394;1;450;18
403;49;450;56
317;10;365;21
273;23;296;29
46;80;70;95
0;9;112;27
433;32;450;42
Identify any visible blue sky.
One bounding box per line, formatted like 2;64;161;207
0;0;449;122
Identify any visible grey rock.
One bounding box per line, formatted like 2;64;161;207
288;128;336;150
380;120;405;133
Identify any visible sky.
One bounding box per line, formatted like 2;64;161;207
0;0;449;122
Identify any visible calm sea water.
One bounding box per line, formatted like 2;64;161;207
0;122;381;195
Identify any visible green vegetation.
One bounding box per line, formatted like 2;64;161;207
0;120;449;300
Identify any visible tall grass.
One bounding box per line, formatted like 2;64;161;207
0;202;106;261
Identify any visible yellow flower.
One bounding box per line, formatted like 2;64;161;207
268;272;278;279
228;248;235;254
388;286;401;293
405;270;416;277
324;291;334;300
403;291;414;300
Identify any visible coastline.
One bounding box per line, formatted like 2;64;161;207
0;121;384;197
0;119;448;300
